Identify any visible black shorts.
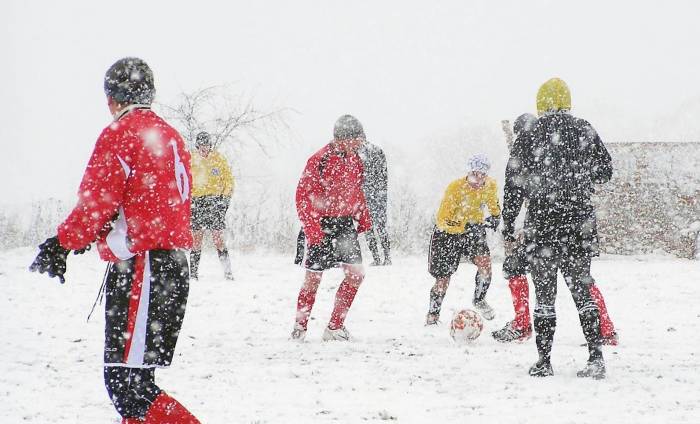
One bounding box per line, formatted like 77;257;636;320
428;224;489;278
303;217;362;272
191;195;228;231
104;249;189;368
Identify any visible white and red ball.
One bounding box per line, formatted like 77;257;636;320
449;309;483;342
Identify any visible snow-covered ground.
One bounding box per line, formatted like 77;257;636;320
1;247;699;423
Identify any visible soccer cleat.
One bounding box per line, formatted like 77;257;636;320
528;359;554;377
369;260;382;266
602;331;619;346
224;271;235;281
425;313;440;326
383;258;392;266
290;324;307;342
473;300;495;320
492;320;532;343
576;359;606;380
322;326;351;341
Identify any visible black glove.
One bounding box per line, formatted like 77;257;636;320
29;236;69;284
484;215;501;231
218;195;231;211
73;244;91;255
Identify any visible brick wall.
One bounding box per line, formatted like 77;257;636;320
593;142;700;258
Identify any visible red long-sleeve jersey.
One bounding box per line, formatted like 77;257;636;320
296;143;371;246
58;106;192;262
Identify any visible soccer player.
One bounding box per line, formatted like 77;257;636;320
425;154;501;325
30;57;200;423
358;139;391;266
493;113;619;346
502;78;613;379
291;115;372;342
189;131;235;281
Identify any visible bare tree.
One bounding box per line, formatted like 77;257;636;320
157;85;291;156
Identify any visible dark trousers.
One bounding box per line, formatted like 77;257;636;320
365;221;391;263
104;366;161;419
530;245;602;362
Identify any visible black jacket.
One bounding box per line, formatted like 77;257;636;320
502;112;613;242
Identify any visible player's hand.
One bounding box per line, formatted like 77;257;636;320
73;244;91;255
29;236;69;284
485;215;501;231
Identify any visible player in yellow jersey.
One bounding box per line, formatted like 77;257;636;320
190;131;235;280
426;154;501;325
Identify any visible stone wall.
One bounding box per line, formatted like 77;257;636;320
593;142;700;258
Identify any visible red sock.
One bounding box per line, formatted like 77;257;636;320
296;283;320;330
144;392;200;424
589;283;615;337
329;278;360;330
508;275;530;330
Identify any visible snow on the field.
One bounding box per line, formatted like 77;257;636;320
1;248;699;423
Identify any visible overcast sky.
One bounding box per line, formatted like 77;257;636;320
3;0;700;202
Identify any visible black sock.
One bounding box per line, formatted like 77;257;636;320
429;287;446;317
473;273;491;303
534;315;556;363
579;304;603;361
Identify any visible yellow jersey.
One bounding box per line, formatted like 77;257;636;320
436;176;500;234
191;151;234;198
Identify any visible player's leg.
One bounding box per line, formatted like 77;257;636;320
189;196;206;280
190;231;204;281
426;227;461;324
212;229;233;280
493;243;532;342
104;251;199;422
465;224;494;320
294;228;306;265
211;198;233;280
325;263;365;340
104;366;160;420
293;223;336;340
324;217;365;340
561;255;606;379
105;366;198;424
293;270;323;340
375;209;391;265
528;245;558;376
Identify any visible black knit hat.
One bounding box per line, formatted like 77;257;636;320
195;131;212;148
333;115;365;140
104;57;155;105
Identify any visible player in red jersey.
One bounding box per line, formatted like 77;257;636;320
30;57;199;423
292;115;372;342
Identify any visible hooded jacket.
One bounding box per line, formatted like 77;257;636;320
502;111;612;243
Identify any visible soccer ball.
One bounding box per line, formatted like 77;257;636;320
450;309;483;342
